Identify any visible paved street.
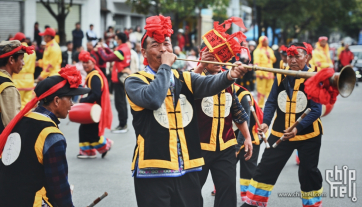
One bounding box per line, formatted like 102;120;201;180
62;85;362;207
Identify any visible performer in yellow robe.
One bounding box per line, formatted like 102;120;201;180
312;36;333;69
253;36;276;108
12;32;36;109
37;28;62;81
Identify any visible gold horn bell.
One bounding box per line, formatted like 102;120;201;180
176;58;357;98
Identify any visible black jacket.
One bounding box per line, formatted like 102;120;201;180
61;51;73;67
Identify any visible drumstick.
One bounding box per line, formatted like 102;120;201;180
272;108;311;148
246;95;270;149
87;192;108;207
177;58;237;67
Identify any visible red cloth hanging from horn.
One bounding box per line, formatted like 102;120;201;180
304;68;339;105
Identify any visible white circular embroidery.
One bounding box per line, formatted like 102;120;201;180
277;90;288;113
2;133;21;166
154;94;193;128
154;102;169;128
179;94;193;127
201;96;214;117
202;93;232;118
295;91;308;113
278;90;307;113
224;93;232;117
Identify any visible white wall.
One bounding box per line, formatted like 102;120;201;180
24;0;37;40
81;0;101;46
23;0;100;47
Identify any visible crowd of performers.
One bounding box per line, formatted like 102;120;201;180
0;14;338;207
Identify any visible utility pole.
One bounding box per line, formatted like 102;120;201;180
253;0;256;41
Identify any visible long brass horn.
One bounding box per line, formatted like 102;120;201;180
177;58;356;98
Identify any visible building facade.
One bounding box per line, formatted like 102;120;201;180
0;0;148;47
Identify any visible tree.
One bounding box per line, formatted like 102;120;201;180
340;0;362;40
126;0;229;45
40;0;74;46
246;0;358;44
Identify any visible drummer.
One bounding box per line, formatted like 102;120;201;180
77;51;113;159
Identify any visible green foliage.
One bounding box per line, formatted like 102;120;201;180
126;0;362;42
246;0;360;42
126;0;229;19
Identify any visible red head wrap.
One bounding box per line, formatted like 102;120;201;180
141;15;174;65
303;42;313;55
287;45;307;56
0;45;34;59
280;45;288;52
0;65;82;153
78;50;96;64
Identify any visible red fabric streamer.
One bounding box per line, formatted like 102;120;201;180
78;50;96;65
303;42;313;55
94;65;113;136
196;46;208;66
213;17;246;33
226;32;249;61
0;65;82;153
0;45;34;58
143;56;149;66
141;15;173;66
304;68;339;105
280;45;288;52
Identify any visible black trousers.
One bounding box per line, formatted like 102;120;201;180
198;146;238;207
134;172;201;207
113;82;128;127
242;135;323;206
79;123;99;143
239;144;260;181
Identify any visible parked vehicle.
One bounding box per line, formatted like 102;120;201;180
349;45;362;83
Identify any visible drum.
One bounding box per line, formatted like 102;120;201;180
321;104;334;117
69;103;102;124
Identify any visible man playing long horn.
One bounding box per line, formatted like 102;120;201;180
192;17;253;207
124;15;250;207
241;43;324;207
